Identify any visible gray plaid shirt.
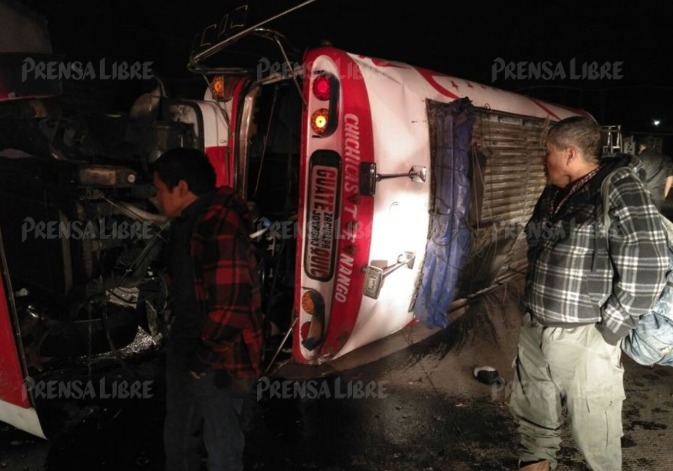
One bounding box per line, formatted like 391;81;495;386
524;165;669;345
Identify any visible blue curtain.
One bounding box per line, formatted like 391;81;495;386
414;98;474;328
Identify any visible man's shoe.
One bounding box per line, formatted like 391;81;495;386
519;460;549;471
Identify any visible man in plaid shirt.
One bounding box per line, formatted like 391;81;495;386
152;148;263;471
509;117;669;471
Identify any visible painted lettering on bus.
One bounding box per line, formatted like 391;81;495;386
312;167;337;211
334;113;362;302
334;252;354;303
307;165;338;279
308;246;331;279
342;113;360;222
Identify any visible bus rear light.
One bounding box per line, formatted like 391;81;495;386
309;71;339;137
300;289;325;351
311;108;330;135
312;74;332;101
300;321;311;339
301;289;324;316
210;75;226;100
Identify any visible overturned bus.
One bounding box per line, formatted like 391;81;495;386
0;2;592;437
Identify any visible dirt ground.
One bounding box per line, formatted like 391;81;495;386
1;277;673;470
268;277;673;470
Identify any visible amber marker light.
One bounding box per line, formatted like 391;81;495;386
301;290;316;315
210;75;225;100
311;108;330;135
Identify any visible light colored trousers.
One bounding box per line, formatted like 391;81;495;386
509;312;625;471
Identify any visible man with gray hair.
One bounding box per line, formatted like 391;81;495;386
509;117;670;470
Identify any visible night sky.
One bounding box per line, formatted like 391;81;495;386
18;0;673;148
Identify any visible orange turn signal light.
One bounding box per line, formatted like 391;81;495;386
311;108;330;135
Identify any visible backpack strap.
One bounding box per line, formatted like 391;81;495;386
600;166;635;240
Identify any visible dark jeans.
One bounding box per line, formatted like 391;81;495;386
164;347;244;471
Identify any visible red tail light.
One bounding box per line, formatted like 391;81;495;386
312;74;331;101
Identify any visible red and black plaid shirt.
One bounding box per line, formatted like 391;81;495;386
190;186;264;379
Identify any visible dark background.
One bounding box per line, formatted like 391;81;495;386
19;0;673;151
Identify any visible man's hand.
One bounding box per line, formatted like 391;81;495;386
190;370;207;380
664;175;673;198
